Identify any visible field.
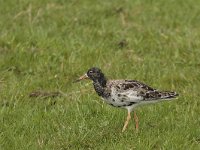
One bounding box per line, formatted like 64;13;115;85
0;0;200;149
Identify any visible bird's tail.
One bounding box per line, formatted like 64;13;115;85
159;91;179;100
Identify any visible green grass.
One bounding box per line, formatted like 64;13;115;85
0;0;200;149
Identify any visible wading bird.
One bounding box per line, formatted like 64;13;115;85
75;67;178;132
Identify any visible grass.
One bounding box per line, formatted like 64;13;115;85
0;0;200;149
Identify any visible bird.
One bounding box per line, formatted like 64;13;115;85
75;67;178;132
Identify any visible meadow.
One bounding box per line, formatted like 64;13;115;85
0;0;200;149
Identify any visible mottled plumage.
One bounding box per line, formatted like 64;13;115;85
75;67;178;132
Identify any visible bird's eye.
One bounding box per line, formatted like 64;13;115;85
89;71;93;74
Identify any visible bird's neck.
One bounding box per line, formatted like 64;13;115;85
93;76;110;98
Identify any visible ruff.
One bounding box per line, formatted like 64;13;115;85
75;67;178;132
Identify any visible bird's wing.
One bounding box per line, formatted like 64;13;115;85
108;80;164;102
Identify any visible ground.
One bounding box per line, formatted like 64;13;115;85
0;0;200;149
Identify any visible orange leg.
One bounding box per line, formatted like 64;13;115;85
122;111;131;132
134;111;139;131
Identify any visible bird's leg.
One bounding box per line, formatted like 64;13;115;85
122;111;131;132
134;111;139;131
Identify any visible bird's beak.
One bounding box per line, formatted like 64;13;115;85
74;74;89;82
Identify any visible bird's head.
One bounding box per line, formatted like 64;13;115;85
75;67;105;83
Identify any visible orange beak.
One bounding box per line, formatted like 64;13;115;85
74;74;89;82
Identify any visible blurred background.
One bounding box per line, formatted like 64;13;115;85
0;0;200;149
